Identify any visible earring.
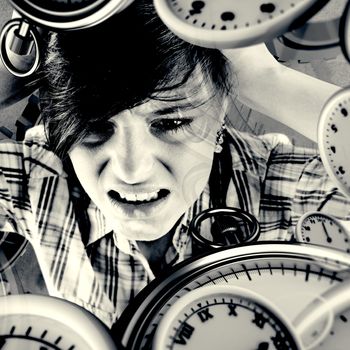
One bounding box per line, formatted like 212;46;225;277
214;122;226;153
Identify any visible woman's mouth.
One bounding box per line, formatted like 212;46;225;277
107;189;170;217
108;189;169;204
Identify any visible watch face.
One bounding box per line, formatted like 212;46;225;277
296;211;350;253
21;0;103;13
318;87;350;198
0;295;119;350
8;0;134;29
153;0;328;48
153;285;301;350
114;243;350;350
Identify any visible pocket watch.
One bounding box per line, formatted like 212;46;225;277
296;211;350;253
0;294;119;350
153;285;302;350
318;87;350;199
114;242;350;350
153;0;329;48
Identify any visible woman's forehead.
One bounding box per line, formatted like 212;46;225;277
136;74;216;115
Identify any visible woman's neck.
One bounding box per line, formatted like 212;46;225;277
137;229;175;276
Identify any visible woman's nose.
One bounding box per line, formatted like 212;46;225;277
108;125;155;184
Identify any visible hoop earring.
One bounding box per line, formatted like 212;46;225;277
214;122;226;153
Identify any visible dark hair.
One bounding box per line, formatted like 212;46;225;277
39;0;233;158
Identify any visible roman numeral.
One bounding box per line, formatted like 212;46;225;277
197;307;214;322
174;322;195;345
252;312;267;329
228;303;238;316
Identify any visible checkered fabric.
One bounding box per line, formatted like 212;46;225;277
0;125;349;327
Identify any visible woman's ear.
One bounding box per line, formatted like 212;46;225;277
219;94;230;123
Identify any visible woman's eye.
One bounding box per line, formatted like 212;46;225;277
82;122;115;147
151;118;193;133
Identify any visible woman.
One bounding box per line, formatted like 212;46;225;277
0;0;348;327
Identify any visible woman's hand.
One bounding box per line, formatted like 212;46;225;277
223;43;341;142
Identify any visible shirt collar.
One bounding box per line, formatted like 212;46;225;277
85;200;113;246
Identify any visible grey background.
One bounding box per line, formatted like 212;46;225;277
0;0;350;294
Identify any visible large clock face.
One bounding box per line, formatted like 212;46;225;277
114;243;350;350
152;285;301;350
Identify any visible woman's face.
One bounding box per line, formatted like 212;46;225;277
69;74;227;241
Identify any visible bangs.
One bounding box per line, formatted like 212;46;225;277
39;0;231;158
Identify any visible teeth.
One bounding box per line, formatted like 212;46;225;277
118;190;160;202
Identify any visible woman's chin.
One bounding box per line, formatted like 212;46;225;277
116;221;170;242
106;200;187;242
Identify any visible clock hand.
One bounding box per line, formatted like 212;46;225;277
322;221;333;243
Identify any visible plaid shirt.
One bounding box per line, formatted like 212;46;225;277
0;125;349;327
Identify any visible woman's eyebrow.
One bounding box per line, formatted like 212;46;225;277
152;100;207;116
